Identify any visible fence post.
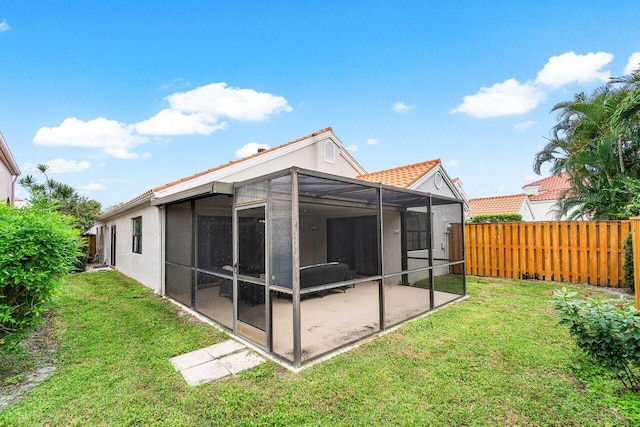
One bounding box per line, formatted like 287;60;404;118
631;217;640;311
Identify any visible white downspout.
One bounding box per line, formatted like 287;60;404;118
10;174;18;205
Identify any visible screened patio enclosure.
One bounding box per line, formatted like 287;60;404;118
164;167;465;367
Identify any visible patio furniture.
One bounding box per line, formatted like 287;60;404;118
300;262;351;297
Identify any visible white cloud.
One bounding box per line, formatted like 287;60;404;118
79;177;126;193
135;109;228;135
524;173;538;182
451;79;546;118
515;120;537;132
168;82;292;121
80;182;108;191
446;159;459;167
45;158;91;173
624;52;640;75
236;142;270;158
0;20;10;32
453;51;620;120
392;101;415;113
535;51;613;88
366;138;379;145
34;83;292;157
345;144;358;152
34;117;148;159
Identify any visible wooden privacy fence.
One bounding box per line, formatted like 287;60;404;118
631;217;640;309
465;221;631;287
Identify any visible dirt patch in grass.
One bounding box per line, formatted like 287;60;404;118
0;311;58;410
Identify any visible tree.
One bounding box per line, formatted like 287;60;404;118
19;164;101;233
533;69;640;220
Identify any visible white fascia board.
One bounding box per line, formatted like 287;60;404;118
151;181;233;206
0;132;20;175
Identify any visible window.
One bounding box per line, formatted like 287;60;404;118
324;141;335;163
434;171;443;189
132;216;142;254
406;211;429;250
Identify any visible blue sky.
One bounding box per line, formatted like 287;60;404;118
2;1;640;208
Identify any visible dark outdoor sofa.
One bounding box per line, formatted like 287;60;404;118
300;262;355;296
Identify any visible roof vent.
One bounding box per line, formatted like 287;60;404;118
257;148;266;153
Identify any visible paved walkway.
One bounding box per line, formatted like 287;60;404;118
170;340;265;386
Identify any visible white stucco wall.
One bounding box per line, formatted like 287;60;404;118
299;214;328;266
102;204;162;292
382;210;402;275
0;163;12;203
519;200;537;221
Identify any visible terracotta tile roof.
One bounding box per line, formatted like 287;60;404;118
356;158;441;188
523;172;571;192
529;188;568;202
523;172;571;202
152;127;333;192
468;194;528;216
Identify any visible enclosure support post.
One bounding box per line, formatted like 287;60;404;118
291;169;302;367
428;196;435;311
461;202;467;296
377;186;385;331
400;211;408;286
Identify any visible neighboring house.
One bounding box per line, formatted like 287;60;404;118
13;197;30;208
522;172;572;220
468;193;535;221
0;132;21;205
94;127;466;367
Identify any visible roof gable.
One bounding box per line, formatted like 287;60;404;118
153;127;340;192
356;159;441;188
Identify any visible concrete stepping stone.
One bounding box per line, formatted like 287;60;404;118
203;340;245;359
180;359;230;386
170;349;213;372
220;350;265;375
170;339;265;386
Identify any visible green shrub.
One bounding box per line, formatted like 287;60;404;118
550;287;640;391
469;213;523;223
0;204;82;345
623;232;635;291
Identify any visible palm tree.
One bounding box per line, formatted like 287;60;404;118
533;73;640;220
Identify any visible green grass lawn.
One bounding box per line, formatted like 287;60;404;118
1;271;638;426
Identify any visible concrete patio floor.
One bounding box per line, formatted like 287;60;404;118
193;280;462;363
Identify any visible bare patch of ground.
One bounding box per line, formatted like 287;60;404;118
0;311;58;410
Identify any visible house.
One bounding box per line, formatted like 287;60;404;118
0;132;21;205
468;193;535;221
95;127;466;367
522;172;572;220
